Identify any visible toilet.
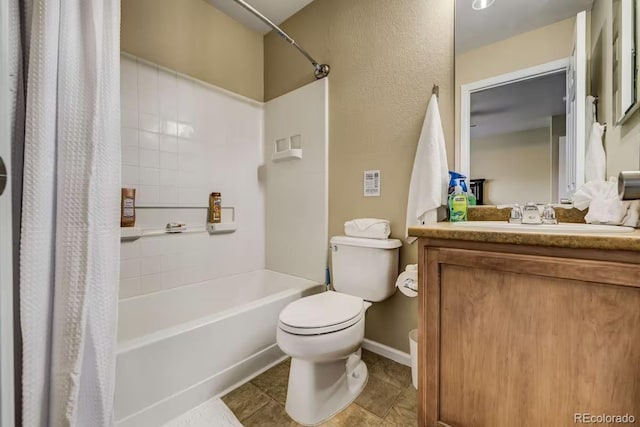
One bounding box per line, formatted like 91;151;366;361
276;235;402;426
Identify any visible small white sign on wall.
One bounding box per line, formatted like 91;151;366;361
364;170;381;197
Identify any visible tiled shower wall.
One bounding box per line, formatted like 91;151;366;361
119;54;265;298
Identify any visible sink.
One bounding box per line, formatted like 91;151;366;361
450;221;635;234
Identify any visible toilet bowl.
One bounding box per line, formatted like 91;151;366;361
277;291;372;425
276;235;402;426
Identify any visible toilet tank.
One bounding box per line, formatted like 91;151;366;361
329;236;402;302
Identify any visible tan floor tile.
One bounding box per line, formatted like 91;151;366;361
242;399;301;427
355;374;403;417
232;353;415;426
221;382;270;421
251;360;290;404
383;385;418;426
323;404;382;427
368;356;412;389
361;349;383;366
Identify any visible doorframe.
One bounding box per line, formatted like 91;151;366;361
457;58;570;178
0;0;15;424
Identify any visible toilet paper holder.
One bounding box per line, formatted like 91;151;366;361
403;278;417;292
396;264;418;297
618;171;640;200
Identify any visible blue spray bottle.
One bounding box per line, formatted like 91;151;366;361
448;171;476;206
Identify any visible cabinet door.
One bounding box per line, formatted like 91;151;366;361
420;247;640;427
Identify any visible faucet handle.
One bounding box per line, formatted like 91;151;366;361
509;204;523;224
542;204;557;224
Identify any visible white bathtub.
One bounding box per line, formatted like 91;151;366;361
115;269;324;427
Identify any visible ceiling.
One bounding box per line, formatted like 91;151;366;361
206;0;314;34
470;71;567;139
456;0;593;53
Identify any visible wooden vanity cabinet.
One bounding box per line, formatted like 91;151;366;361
417;238;640;427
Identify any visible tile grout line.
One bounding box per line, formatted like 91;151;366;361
230;384;271;423
379;388;403;422
351;402;385;424
242;395;284;426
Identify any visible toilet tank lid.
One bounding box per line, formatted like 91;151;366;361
330;236;402;249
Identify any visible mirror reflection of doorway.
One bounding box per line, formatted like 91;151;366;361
469;71;567;205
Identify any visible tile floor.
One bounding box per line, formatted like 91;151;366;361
222;350;417;426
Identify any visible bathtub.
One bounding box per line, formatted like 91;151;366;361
114;269;324;427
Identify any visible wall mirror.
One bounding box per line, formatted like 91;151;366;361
613;0;639;124
455;0;638;206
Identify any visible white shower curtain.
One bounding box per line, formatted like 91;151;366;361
12;0;121;425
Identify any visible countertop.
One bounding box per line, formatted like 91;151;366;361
409;222;640;252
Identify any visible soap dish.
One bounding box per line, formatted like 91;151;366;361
207;222;238;234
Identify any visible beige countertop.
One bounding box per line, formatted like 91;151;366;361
409;222;640;252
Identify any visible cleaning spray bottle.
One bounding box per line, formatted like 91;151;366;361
448;174;469;222
448;182;468;222
448;171;476;206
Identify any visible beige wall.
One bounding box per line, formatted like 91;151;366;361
264;0;455;352
121;0;264;101
471;127;552;205
591;0;640;175
455;18;575;160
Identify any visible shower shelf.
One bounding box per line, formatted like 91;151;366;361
120;223;238;241
121;227;142;241
206;222;238;234
272;148;302;162
120;206;237;241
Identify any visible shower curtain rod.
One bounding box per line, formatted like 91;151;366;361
230;0;330;79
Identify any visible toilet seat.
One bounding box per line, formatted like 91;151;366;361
279;291;364;336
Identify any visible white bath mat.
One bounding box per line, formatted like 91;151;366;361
162;398;243;427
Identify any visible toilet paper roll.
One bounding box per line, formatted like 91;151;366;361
396;269;418;298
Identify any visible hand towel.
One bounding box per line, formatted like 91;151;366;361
405;94;449;243
344;218;391;239
574;180;629;224
586;95;596;140
621;200;640;228
585;122;606;183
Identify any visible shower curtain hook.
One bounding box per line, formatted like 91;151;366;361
432;84;439;98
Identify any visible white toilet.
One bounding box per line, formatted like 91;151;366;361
276;235;402;426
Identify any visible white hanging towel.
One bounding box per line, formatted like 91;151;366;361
405;94;449;243
585;95;596;139
585;122;606;183
344;218;391;239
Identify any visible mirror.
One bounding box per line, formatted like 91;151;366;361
613;0;639;123
455;0;639;205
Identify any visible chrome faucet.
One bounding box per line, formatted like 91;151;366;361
522;203;543;224
542;204;557;224
509;204;523;224
509;203;557;225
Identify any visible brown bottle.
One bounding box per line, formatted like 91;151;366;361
121;188;136;227
209;192;222;223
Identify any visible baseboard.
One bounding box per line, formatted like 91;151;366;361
362;339;411;367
